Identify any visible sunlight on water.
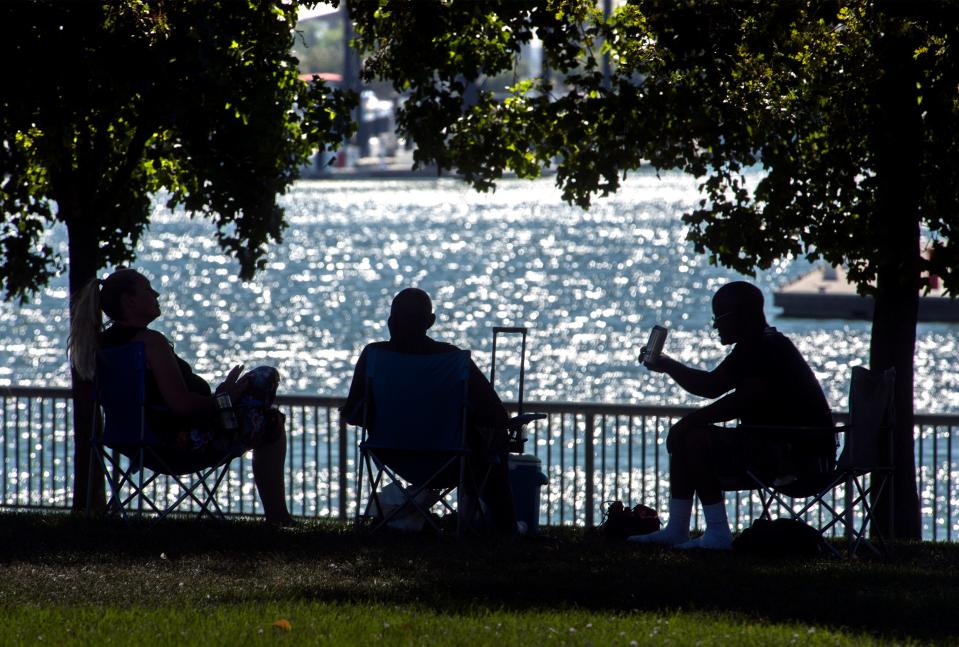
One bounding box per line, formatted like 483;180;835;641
1;171;956;413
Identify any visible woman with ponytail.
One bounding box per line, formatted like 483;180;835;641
68;268;294;525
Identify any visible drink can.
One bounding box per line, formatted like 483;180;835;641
216;393;239;431
644;325;668;366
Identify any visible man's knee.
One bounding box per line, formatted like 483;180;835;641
668;422;713;456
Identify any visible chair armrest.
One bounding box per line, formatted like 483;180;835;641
737;424;846;437
505;414;547;453
508;413;547;432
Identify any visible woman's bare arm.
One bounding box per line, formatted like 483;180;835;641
137;330;216;417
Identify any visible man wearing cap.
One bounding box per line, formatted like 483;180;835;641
631;281;834;549
342;287;516;533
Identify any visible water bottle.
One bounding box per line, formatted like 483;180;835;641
643;325;668;366
216;393;239;431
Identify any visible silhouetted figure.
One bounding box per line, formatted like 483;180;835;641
342;288;517;533
631;281;833;549
69;268;294;525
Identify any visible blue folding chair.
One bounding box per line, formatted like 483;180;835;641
355;348;484;534
769;366;895;558
721;366;895;558
88;342;241;523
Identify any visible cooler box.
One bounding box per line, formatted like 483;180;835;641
508;454;548;534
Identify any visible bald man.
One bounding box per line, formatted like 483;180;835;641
631;281;834;549
342;288;516;533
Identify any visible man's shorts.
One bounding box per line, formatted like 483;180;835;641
709;426;834;483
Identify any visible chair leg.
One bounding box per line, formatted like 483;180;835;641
757;489;776;520
92;445;240;525
399;479;452;533
867;474;892;558
155;468;224;523
799;474;888;560
366;469;392;532
370;465;449;533
205;463;232;519
365;458;386;528
118;472;163;516
358;450;391;529
360;453;463;535
847;482;875;556
136;447;147;516
355;450;365;525
97;450;139;521
191;463;231;521
456;454;467;537
458;454;494;535
847;474;890;559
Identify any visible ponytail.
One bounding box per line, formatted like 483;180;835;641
67;278;104;381
68;268;142;380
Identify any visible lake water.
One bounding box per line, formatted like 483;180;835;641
3;170;958;414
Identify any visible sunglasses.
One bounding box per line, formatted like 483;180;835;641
711;311;734;325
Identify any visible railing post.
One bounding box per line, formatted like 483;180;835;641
4;387;959;539
338;414;348;520
584;413;595;527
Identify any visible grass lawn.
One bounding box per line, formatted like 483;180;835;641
0;512;956;646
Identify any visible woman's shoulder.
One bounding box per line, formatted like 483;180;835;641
134;328;169;344
101;324;164;349
126;329;176;357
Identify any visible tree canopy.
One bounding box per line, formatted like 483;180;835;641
351;0;957;286
351;0;959;538
0;0;355;509
0;0;355;301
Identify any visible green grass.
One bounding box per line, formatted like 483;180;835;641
0;512;956;645
0;605;903;646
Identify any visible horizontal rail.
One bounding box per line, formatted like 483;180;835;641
0;387;956;540
11;386;957;421
1;386;73;398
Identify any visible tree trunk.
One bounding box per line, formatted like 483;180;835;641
870;270;921;541
66;211;105;513
869;21;922;540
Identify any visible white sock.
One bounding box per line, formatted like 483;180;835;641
628;498;692;545
677;501;733;550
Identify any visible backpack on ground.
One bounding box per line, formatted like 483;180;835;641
598;500;661;538
733;518;827;557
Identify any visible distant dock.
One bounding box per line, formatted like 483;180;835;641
774;266;959;322
299;148;556;181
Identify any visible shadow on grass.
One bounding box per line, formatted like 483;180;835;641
1;511;956;642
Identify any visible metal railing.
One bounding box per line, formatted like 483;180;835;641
2;386;958;540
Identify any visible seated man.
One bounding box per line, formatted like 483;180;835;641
342;287;516;533
631;281;834;550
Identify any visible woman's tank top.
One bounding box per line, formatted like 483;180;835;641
100;323;212;444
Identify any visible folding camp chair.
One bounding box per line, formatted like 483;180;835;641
722;366;895;558
355;348;487;534
88;342;241;523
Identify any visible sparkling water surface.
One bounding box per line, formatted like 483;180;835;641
3;171;958;414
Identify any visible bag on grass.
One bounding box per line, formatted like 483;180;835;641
365;482;440;532
732;518;826;557
598;500;661;538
